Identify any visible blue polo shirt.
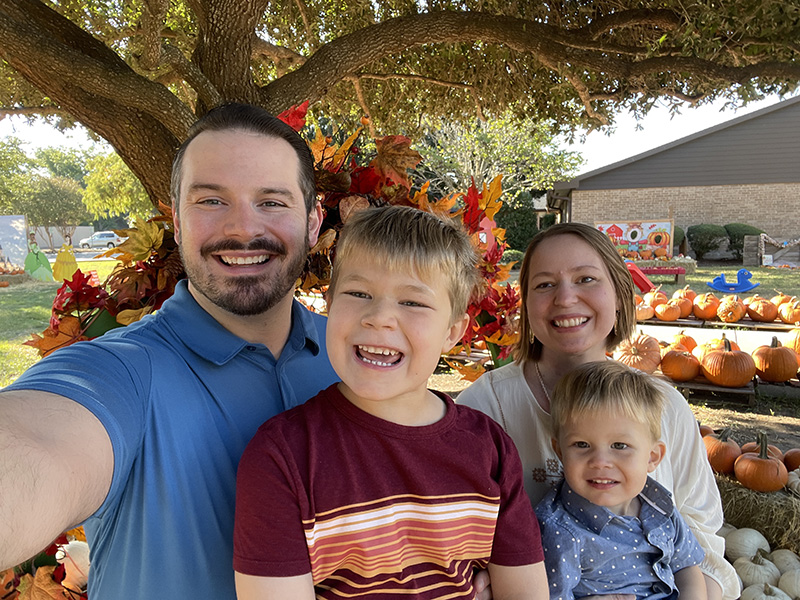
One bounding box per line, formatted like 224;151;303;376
6;280;339;600
536;477;705;600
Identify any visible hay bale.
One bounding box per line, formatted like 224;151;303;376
716;474;800;554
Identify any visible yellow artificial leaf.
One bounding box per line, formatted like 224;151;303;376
443;358;486;382
17;566;71;600
484;330;519;347
113;218;164;262
330;126;362;171
480;174;504;221
308;126;334;165
116;307;153;326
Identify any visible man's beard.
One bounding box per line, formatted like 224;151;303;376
180;234;308;316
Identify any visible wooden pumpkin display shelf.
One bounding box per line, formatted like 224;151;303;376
643;316;798;333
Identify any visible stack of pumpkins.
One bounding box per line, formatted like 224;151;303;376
720;524;800;600
635;286;800;325
613;329;800;387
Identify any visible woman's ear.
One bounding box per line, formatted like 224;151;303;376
551;437;563;461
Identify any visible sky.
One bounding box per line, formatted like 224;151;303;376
0;93;793;171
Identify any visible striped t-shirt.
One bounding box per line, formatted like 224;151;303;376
234;384;543;598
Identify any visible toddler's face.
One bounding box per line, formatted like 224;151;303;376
554;409;665;516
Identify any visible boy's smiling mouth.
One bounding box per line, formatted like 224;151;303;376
356;345;402;367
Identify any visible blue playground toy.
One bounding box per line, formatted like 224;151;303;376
706;268;760;293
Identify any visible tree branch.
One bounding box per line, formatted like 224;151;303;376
161;43;223;108
292;0;318;49
139;0;169;70
251;36;306;77
346;76;375;138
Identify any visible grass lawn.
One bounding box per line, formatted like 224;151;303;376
1;263;798;389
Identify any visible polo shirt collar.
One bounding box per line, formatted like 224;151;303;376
559;476;673;534
160;280;323;365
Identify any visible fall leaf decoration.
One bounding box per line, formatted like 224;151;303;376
370;135;422;189
276;100;309;132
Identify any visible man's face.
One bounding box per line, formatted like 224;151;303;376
174;129;321;317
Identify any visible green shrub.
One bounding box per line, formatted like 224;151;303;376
501;248;524;266
724;223;764;260
496;205;539;252
686;224;728;260
673;226;685;248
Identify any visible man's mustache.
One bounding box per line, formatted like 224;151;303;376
200;238;286;258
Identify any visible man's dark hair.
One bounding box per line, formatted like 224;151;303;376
170;103;316;213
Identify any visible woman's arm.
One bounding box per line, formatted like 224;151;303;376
235;572;315;600
487;562;548;600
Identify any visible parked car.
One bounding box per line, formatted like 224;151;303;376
78;231;127;248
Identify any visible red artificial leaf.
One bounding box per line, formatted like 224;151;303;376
276;100;309;132
349;166;382;197
370;136;421;189
51;270;109;318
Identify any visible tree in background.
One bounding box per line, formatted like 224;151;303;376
15;176;88;250
0;138;32;214
83;152;156;223
1;2;799;208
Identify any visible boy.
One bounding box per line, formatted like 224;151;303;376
233;205;547;599
536;361;707;600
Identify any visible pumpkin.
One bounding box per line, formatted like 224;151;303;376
693;292;720;320
654;300;682;322
740;583;792;600
634;293;643;305
673;330;697;353
734;432;789;492
784;326;800;356
752;337;799;383
643;286;667;308
701;337;756;387
771;291;792;308
725;527;770;561
659;340;685;358
703;427;741;474
718;295;747;323
778;570;800;598
0;281;9;288
717;521;737;538
778;300;800;325
788;468;800;497
747;296;779;322
734;550;781;589
672;285;697;302
741;437;783;461
613;333;661;374
654;247;668;257
660;349;701;382
639;248;653;260
672;296;693;318
768;549;800;574
783;448;800;472
698;422;715;437
635;302;655;321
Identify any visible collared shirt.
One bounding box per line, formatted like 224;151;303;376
5;280;339;600
535;477;705;600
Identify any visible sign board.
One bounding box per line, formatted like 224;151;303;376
595;219;674;259
0;215;28;268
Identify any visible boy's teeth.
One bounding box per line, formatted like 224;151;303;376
220;255;268;265
554;317;588;328
358;345;398;356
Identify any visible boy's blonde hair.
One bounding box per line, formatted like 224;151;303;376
328;205;480;320
551;361;664;441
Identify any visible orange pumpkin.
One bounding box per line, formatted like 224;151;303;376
672;285;697;302
752;336;799;383
693;292;720;320
639;249;654;260
673;330;697;353
771;291;792;308
783;448;800;472
700;338;756;387
0;281;9;288
717;295;746;323
654;300;682;322
644;287;667;308
778;299;800;324
741;438;783;461
654;247;668;257
786;326;800;355
614;333;661;374
692;334;741;363
635;302;655;321
734;432;789;492
746;295;779;322
703;428;741;474
660;349;701;382
698;423;715;437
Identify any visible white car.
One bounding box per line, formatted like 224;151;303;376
79;231;127;248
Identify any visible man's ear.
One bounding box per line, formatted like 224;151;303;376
307;201;323;249
551;437;563;461
648;440;667;473
173;203;182;245
441;313;470;354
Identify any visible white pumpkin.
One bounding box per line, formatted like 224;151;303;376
778;570;800;599
740;583;792;600
726;527;771;562
718;521;738;538
734;552;782;588
769;548;800;574
788;468;800;497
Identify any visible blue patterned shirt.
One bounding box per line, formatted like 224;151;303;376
535;477;705;600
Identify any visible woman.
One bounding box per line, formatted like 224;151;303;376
458;223;738;600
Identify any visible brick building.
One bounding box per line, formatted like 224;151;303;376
549;96;800;240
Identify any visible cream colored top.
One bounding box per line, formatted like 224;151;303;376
458;361;740;600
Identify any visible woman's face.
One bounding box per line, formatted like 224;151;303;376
525;234;619;361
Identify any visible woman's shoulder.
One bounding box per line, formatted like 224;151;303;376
457;362;525;404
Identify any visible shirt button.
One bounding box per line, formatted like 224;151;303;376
246;345;257;351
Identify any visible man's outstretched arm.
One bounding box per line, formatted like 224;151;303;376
0;390;113;568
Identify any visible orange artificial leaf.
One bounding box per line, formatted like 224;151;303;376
371;136;421;188
310;228;337;254
443;358;486;382
330;126;363;171
410;183;461;218
339;195;371;223
481;175;504;221
24;317;87;357
484;330;519;347
308;127;332;164
16;565;72;600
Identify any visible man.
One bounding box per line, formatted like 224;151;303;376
0;104;339;599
